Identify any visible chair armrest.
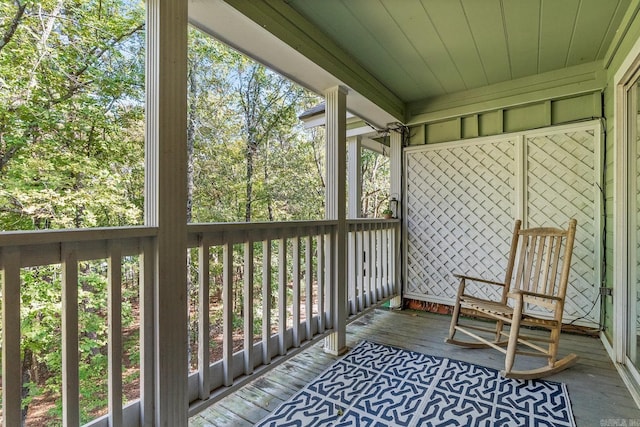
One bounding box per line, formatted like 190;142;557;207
453;274;506;287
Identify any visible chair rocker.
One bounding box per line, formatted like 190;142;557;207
445;218;578;380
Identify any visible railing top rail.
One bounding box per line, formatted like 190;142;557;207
0;218;399;249
187;219;398;234
0;226;158;247
187;220;338;235
346;218;400;224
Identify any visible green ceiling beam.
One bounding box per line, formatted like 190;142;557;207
223;0;405;123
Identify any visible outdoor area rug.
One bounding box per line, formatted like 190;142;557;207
255;340;575;426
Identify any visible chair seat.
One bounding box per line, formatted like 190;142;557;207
461;295;513;317
462;295;559;328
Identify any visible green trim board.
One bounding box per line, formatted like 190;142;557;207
407;62;605;126
605;0;640;69
409;92;601;145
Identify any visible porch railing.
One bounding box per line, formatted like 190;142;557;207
0;227;157;427
0;219;399;426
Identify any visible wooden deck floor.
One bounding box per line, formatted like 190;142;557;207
189;309;640;426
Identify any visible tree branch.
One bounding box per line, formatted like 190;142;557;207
0;1;26;54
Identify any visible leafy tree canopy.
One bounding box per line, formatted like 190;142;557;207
0;0;145;230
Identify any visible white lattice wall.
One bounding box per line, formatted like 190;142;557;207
404;122;601;326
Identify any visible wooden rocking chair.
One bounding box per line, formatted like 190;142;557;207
445;218;578;379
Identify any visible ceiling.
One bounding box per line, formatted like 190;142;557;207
190;0;633;127
287;0;630;102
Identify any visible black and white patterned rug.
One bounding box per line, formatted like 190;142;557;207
256;340;575;426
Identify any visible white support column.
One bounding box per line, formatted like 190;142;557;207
347;136;362;219
347;136;361;315
389;129;403;309
324;86;348;356
146;0;188;425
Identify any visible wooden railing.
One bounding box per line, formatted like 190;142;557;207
0;219;399;426
185;219;400;413
0;227;157;427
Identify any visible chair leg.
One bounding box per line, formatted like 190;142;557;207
447;278;466;342
504;313;522;375
547;325;561;367
447;300;462;342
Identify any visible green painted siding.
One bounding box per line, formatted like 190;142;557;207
478;110;503;137
408;92;601;145
503;102;550;132
602;3;640;343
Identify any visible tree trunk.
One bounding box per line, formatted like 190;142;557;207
186;62;197;223
264;144;274;221
21;348;33;426
245;141;256;222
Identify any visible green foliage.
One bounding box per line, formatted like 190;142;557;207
187;29;325;223
17;259;139;424
0;0;145;230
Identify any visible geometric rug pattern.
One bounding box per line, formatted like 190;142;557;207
256;341;575;426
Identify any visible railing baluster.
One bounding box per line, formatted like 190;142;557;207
381;226;388;298
387;226;393;297
391;225;402;303
292;235;301;347
374;223;381;304
223;242;233;386
278;237;287;355
262;239;272;365
325;231;334;330
140;237;155;427
316;232;325;333
2;247;21;427
61;243;80;426
348;227;356;315
108;242;123;426
305;235;313;341
244;241;254;374
198;239;210;399
366;224;373;308
357;225;364;312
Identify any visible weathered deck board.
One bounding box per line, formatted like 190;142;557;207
190;309;640;426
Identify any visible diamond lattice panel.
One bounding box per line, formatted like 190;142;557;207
526;130;598;325
405;140;516;303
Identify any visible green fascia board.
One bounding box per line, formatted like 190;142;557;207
223;0;405;122
406;61;606;125
604;0;640;69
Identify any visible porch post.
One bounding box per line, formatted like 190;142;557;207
389;129;402;309
347;136;362;218
347;136;361;315
324;86;348;355
146;0;188;425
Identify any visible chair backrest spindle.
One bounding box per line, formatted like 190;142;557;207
506;219;577;301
